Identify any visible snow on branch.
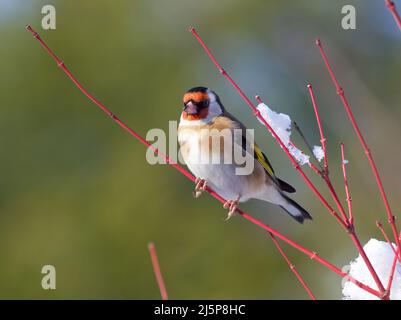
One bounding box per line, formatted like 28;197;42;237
343;239;401;300
256;102;324;166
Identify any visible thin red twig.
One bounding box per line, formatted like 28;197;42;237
190;27;386;296
255;95;263;105
376;221;397;256
269;233;316;300
316;39;401;263
386;0;401;31
25;24;382;298
341;144;353;225
323;176;350;223
382;230;401;297
387;230;401;292
380;226;401;293
148;242;169;300
307;84;328;174
308;162;322;176
386;252;398;293
287;141;321;175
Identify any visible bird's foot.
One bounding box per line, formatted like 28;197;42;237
223;198;240;221
193;178;207;198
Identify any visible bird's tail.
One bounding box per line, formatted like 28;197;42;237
279;194;312;224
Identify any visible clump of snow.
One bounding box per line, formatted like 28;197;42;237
288;144;310;165
313;145;324;162
342;239;401;300
256;103;323;166
256;103;292;145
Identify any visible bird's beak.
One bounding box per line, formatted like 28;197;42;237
184;101;198;115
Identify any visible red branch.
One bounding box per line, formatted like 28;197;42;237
316;39;401;263
386;0;401;31
148;242;169;300
376;222;400;293
386;253;398;293
341;144;353;225
376;221;397;256
25;24;382;299
190;27;387;297
308;162;322;176
307;85;328;174
390;231;401;291
269;233;316;300
255;95;263;105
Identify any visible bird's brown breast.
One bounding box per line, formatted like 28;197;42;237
178;116;238;158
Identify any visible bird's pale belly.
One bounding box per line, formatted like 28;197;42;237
187;161;252;202
179;126;265;202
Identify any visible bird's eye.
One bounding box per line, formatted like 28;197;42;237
199;100;209;108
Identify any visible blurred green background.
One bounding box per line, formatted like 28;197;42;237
0;0;400;299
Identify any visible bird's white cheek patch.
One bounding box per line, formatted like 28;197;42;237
179;118;204;126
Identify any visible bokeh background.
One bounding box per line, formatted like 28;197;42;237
0;0;400;299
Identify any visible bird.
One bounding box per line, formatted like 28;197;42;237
177;86;312;223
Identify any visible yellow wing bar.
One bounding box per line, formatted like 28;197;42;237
254;143;275;177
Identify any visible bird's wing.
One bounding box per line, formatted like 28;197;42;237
253;142;275;177
253;141;296;193
221;111;275;175
220;111;296;193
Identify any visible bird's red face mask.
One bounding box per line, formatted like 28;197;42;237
182;92;210;121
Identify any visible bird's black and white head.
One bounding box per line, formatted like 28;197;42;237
181;87;224;125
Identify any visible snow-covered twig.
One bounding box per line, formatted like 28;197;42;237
343;239;401;300
293;122;324;169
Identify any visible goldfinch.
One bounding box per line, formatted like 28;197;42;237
178;87;312;223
